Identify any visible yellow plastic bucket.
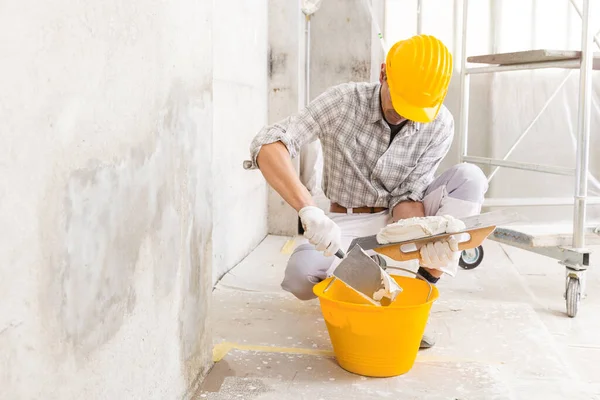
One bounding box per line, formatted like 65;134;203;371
313;274;439;377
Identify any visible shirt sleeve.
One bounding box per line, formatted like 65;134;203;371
247;86;343;169
388;117;454;210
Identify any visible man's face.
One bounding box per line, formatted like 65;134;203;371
379;64;406;125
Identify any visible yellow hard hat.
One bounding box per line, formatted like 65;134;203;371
385;34;453;123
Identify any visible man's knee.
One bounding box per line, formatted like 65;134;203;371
281;244;333;301
446;163;488;203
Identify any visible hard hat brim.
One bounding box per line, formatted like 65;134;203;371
389;89;443;124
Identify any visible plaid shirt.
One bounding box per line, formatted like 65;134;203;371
248;82;454;211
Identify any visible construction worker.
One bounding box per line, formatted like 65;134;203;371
246;34;488;348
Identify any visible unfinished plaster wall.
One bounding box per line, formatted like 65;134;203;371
0;0;214;398
212;0;269;284
266;0;375;233
265;0;305;235
309;0;373;100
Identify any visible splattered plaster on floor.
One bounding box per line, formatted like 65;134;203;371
203;235;600;399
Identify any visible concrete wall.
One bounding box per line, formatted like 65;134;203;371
309;0;373;100
212;0;269;284
0;0;268;397
265;0;305;236
265;0;374;234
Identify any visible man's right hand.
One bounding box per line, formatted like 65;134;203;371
298;206;342;257
254;142;341;257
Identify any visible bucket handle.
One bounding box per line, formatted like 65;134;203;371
321;267;433;303
322;276;337;293
384;266;433;303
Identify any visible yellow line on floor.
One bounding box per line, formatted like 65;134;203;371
212;342;504;365
280;238;296;254
213;342;334;362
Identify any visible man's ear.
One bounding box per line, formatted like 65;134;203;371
379;63;385;83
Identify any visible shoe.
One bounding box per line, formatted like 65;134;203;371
419;317;436;349
419;332;436;349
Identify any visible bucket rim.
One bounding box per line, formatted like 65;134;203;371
313;275;439;311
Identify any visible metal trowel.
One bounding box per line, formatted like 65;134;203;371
326;245;402;306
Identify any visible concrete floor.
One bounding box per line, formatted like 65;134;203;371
201;235;600;399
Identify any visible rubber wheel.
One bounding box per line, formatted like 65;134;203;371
566;277;581;318
459;245;484;270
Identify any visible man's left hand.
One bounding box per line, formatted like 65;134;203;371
420;236;461;271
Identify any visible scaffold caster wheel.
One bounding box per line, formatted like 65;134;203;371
566;277;581;318
459;245;484;270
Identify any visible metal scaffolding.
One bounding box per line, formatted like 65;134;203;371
459;0;599;317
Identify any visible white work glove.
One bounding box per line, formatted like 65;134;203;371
298;206;342;257
420;236;461;276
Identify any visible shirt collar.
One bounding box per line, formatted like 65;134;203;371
368;83;385;124
369;83;421;131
